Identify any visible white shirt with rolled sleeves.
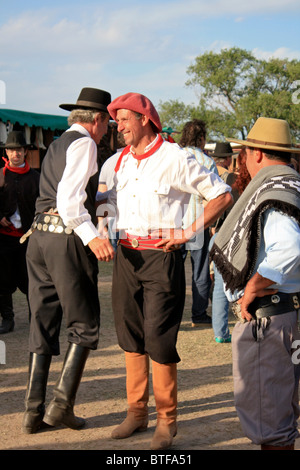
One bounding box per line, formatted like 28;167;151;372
107;139;231;239
56;123;101;246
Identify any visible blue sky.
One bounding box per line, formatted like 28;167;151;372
0;0;300;116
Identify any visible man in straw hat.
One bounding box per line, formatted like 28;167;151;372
104;92;233;449
22;87;114;434
0;131;40;334
210;117;300;450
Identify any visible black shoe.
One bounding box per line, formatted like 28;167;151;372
0;294;15;334
0;318;14;334
192;314;212;326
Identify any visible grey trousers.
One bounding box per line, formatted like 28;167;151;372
232;311;300;447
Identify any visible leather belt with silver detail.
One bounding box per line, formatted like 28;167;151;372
35;213;73;235
249;292;300;319
20;212;73;244
232;292;300;323
119;235;181;251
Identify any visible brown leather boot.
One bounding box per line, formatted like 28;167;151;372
111;352;149;439
151;361;177;450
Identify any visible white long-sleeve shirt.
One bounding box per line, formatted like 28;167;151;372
56;124;100;245
107;139;231;238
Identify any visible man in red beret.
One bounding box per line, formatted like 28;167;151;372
104;92;233;450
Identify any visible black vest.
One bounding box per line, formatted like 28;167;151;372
36;130;99;226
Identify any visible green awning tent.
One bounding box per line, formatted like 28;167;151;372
0;108;69;131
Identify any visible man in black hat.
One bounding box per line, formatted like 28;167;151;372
211;142;237;183
22;87;114;434
0;131;40;334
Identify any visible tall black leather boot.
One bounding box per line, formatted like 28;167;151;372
0;294;14;334
22;353;52;433
43;343;89;429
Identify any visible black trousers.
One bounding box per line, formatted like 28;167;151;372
26;230;100;355
0;233;29;295
112;245;186;364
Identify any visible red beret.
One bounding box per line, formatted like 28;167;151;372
107;92;162;133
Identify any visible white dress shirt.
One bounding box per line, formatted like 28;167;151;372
56;123;100;246
108;140;230;238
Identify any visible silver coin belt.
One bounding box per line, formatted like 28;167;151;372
34;213;73;235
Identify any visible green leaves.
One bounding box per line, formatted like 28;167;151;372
158;47;300;142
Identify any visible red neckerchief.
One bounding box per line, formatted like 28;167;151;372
2;157;30;175
114;134;164;172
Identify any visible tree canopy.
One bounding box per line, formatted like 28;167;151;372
158;47;300;143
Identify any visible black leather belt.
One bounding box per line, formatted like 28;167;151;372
248;292;300;319
20;212;73;244
34;213;73;235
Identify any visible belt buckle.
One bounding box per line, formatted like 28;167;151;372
131;238;139;248
271;294;280;304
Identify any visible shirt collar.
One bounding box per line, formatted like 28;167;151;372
130;134;159;155
68;123;91;138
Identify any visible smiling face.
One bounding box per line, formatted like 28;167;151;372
5;147;27;167
115;109;145;148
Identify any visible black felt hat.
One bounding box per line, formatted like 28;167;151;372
59;87;111;112
4;131;28;148
212;142;238;157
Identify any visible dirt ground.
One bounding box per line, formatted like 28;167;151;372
0;258;299;453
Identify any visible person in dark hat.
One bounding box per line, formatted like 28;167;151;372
210;117;300;450
0;131;40;334
211;142;237;174
22;87;114;434
104;92;233;450
209;142;240;342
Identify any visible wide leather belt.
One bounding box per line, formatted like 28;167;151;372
119;237;165;251
34;213;73;235
119;234;181;251
248;292;300;319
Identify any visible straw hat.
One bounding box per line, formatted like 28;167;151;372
227;117;300;153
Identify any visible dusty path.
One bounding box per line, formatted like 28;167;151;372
0;258;299;453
